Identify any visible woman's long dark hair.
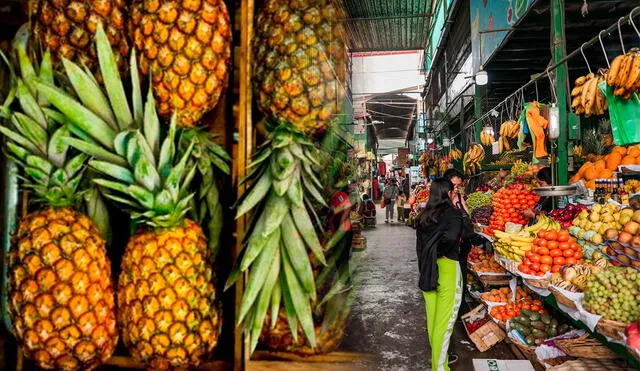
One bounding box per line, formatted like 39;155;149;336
416;177;454;230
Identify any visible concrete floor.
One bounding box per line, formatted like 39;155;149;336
342;206;514;370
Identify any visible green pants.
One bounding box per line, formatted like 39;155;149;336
422;258;463;371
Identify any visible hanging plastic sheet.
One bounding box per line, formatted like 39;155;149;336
599;81;640;145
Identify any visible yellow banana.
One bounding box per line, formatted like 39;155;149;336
616;54;633;88
623;54;640;91
607;54;625;86
575;75;587;86
571;85;583;97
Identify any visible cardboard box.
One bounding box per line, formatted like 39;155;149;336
472;359;535;371
462;305;506;352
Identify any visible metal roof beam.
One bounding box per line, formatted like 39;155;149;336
349;13;433;22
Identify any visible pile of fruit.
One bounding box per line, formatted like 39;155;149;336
549;204;588;229
473;259;508;275
467;191;493;213
463;144;485;175
569;202;624;245
510;310;571;346
481;286;531;304
584;267;640;323
472;206;493;226
468;246;493;264
570;145;640;188
490;298;546;323
493;230;534;262
511;160;531;177
606;241;640;268
518;229;584;276
625;180;640;195
571;71;608;117
607;209;640;245
486;184;541;236
498;120;520;153
607;51;640;100
549;259;609;292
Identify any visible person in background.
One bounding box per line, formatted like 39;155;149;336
361;193;376;218
384;179;399;223
404;194;412;220
403;174;411;196
373;177;379;200
416;178;473;370
396;191;407;222
444;169;465;209
522;167;553;220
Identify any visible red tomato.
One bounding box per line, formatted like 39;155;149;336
537;247;550;256
558;242;570;250
531;262;541;272
563;249;575;258
565;257;577;265
540;255;554;265
539;264;551;273
573;250;584;259
536;271;546;277
557;230;570;242
524;258;533;266
537;239;548;247
546;231;558;241
537;230;547;239
525;250;534;258
551;265;562;273
520;265;531;274
550;249;563;257
553;256;566;265
570;241;580;251
547;241;559;250
530;254;541;263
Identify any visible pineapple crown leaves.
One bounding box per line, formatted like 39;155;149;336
229;123;332;353
0;26;88;208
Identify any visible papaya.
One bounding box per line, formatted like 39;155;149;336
597;169;613;179
612;146;627;155
584;166;598;181
628;146;640;157
578;162;592;177
621;155;637;165
593;159;606;173
606;152;622;170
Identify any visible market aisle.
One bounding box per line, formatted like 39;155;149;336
342;205;513;370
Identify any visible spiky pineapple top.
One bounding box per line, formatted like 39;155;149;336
0;26;87;209
253;0;348;135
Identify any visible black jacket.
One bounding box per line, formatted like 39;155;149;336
416;207;473;291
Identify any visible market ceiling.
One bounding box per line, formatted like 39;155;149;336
483;0;639;108
366;93;417;140
342;0;434;52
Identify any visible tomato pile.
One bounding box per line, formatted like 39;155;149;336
486;184;540;236
518;229;584;276
490;298;546;322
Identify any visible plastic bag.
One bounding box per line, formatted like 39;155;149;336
599;81;640;145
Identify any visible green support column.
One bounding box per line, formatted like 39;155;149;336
551;0;569;185
474;85;482;143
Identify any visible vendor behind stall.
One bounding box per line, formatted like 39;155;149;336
522;167;554;220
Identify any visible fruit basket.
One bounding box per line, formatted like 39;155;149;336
548;286;580;310
595;318;629;341
554;333;618;359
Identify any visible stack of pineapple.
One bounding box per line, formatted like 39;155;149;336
1;0;231;368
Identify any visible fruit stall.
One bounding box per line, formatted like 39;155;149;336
0;1;367;371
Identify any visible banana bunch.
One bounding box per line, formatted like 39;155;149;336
524;215;560;234
572;145;583;158
450;148;463;161
463;144;485;175
481;130;496;146
511;160;531;176
571;71;607;117
438;158;450;174
607;49;640;99
493;230;534;262
498;120;520;153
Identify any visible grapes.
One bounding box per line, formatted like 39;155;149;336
584;267;640;322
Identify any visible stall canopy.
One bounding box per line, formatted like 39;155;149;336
344;0;434;52
483;0;639;107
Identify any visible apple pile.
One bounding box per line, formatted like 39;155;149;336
518;229;584;276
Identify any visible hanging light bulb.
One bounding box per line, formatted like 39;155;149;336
548;103;560;140
476;68;488;86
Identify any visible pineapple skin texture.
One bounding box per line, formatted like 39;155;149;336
117;219;220;370
130;0;232;127
31;0;129;78
253;0;348;135
8;207;118;370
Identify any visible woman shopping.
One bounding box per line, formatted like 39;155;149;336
415;178;473;370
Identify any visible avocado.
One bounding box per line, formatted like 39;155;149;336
558;324;569;333
531;321;546;330
529;312;541;321
541;315;551;325
515;316;530;325
520;309;533;317
550;318;559;327
518;326;532;336
525;335;536;346
547;327;558;337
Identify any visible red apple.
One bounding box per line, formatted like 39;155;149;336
627;323;639;337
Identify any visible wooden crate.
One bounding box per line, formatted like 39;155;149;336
461;305;506;352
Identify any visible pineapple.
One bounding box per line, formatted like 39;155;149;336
37;27;221;369
230;0;348;354
30;0;129;79
0;27;117;370
129;0;232;126
253;0;348;135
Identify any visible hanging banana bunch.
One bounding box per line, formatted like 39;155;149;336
463;144;485;175
606;49;640;99
449;148;463;161
572;70;608;117
480;129;496;147
498;120;520;153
